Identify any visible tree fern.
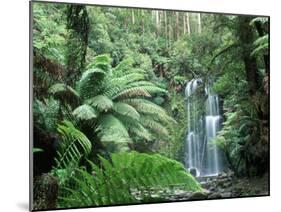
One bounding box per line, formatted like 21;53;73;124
58;152;201;208
49;54;175;147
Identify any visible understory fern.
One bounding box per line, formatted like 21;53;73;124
58;152;201;208
54;121;92;169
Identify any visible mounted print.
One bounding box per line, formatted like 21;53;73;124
30;0;270;211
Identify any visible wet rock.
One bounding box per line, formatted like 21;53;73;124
188;191;208;200
221;192;232;198
208;192;222;199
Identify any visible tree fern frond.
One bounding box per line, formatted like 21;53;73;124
87;95;113;112
96;115;131;144
72;104;98;121
86;54;111;72
114;114;152;141
140;117;169;137
78;68;106;100
122;98;176;124
112;87;151;100
112;102;140;120
49;83;79;97
103;73;145;97
129;124;152;141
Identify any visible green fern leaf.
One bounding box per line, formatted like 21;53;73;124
72;104;98;120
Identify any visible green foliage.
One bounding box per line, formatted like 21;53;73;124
213;95;268;176
55;121;92;169
33;148;44;153
65;5;90;76
251;34;268;57
72;104;98;121
33;98;60;132
58;152;201;207
50;54;174;150
33;3;67;64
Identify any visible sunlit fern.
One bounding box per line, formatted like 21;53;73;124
58;152;201;208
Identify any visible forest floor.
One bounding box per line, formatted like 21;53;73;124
139;171;269;202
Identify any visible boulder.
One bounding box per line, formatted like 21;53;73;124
188;191;208;200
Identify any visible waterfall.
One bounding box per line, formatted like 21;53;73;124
184;79;224;177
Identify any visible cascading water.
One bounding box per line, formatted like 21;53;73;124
184;79;224;177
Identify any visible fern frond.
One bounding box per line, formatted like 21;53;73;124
114;114;152;140
55;121;92;169
112;87;151;99
72;104;98;121
86;54;111;72
87;95;113;112
112;102;140;120
33;98;60;132
49;83;79;97
59;152;201;207
96;115;131;144
140;117;169;137
78;68;106;100
123;98;176;124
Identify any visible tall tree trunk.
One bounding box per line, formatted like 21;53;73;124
176;12;179;39
131;9;135;25
197;13;202;34
155;10;159;35
65;5;90;85
183;13;186;34
159;11;162;36
164;10;168;45
141;10;145;35
186;12;191;35
237;16;259;95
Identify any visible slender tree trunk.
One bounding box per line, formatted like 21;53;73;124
164;11;168;45
141;10;145;35
183;13;186;34
159;11;162;36
176;12;179;39
131;9;135;25
197;13;202;34
168;16;172;45
155;10;158;35
186;12;191;35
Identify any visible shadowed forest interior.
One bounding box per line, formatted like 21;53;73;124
32;2;269;210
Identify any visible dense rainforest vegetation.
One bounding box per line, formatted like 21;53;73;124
32;2;269;210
